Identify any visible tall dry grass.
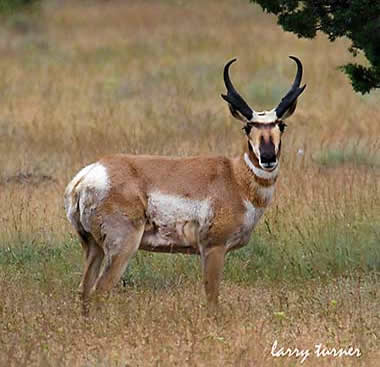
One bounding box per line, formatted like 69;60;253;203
0;0;379;366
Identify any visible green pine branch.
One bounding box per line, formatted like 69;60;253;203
250;0;380;94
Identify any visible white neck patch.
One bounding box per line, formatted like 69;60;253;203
244;153;279;180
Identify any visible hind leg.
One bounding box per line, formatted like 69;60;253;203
90;216;145;297
78;234;104;295
77;237;89;294
77;234;104;315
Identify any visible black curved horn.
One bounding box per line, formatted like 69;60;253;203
275;56;306;119
221;58;253;121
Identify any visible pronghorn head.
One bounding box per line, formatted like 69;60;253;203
221;56;306;171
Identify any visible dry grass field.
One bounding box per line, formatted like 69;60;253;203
0;0;379;366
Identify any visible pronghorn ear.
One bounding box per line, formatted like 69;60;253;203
275;56;306;120
278;100;297;120
222;99;250;123
221;59;255;123
222;99;252;135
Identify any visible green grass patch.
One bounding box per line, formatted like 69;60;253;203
122;252;200;290
119;212;380;287
313;143;380;168
0;238;81;288
1;212;379;291
225;214;380;283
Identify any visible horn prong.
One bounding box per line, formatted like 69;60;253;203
275;56;306;119
222;58;254;122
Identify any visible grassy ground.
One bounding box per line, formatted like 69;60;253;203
0;0;379;366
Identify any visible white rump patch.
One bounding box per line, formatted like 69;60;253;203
226;200;264;250
64;162;110;232
64;163;96;200
244;153;279;180
76;163;109;192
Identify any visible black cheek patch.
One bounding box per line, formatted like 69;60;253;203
243;125;252;136
278;121;287;133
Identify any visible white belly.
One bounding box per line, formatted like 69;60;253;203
141;192;213;250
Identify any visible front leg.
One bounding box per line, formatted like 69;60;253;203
200;245;226;306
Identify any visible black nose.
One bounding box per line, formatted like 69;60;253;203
260;152;276;164
260;139;277;165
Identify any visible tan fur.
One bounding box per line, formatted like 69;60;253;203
65;136;283;312
64;88;300;312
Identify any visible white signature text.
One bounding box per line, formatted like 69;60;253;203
271;340;361;364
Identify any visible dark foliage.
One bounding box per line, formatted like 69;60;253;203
250;0;380;94
0;0;40;13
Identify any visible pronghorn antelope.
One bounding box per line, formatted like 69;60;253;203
64;56;306;310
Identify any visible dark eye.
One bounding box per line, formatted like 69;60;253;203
278;122;287;133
